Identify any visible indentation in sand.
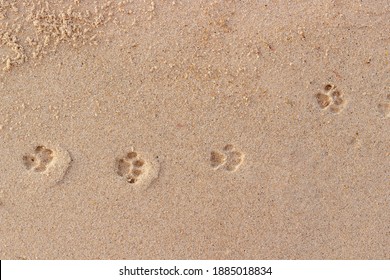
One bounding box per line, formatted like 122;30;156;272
210;144;244;172
0;190;4;207
315;84;347;114
22;144;72;184
378;102;390;118
116;148;160;189
23;145;54;172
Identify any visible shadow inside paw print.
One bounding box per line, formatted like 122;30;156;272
210;144;244;172
117;151;145;184
23;146;54;172
316;84;346;113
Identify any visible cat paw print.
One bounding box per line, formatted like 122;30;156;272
22;146;54;172
210;144;244;172
21;144;72;186
116;151;146;184
316;84;346;113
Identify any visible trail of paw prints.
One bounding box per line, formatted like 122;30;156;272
23;146;54;172
210;144;244;172
117;150;146;184
316;84;346;113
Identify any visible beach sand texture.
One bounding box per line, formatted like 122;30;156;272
0;0;389;259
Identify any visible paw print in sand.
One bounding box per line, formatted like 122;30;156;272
316;84;346;113
23;146;54;172
210;144;244;172
117;151;146;184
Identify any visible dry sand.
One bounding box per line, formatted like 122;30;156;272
0;0;389;259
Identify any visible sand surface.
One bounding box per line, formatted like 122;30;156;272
0;0;389;259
